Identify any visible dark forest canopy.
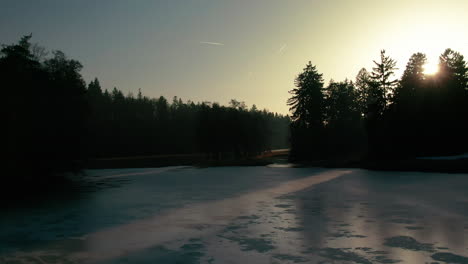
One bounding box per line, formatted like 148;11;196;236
2;36;290;180
289;49;468;161
85;83;290;159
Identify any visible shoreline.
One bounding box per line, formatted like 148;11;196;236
84;150;468;174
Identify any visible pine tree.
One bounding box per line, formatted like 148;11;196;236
369;50;398;115
287;62;325;128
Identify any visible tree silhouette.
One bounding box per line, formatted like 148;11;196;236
2;35;291;186
323;80;365;158
288;62;326;159
289;48;468;161
2;36;87;183
398;53;427;101
369;50;398;115
288;62;325;127
355;68;373;116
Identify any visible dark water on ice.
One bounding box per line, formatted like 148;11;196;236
1;166;468;263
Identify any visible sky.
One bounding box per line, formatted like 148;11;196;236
1;0;468;114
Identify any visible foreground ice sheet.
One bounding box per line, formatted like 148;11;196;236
1;166;468;263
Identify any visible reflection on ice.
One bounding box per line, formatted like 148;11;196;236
1;167;468;264
266;163;297;168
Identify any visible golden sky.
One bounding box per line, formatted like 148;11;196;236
2;0;467;114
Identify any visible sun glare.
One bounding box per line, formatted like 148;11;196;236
423;61;439;75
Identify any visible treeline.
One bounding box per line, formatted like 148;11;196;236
2;36;289;180
2;36;87;179
289;50;468;161
86;81;289;158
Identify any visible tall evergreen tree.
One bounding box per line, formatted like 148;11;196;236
394;53;427;112
288;62;326;159
323;80;365;157
369;50;398;115
438;49;468;95
87;78;102;96
2;35;87;182
288;62;325;127
388;53;428;156
355;68;372;116
435;49;468;153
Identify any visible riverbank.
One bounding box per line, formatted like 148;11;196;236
86;149;467;173
85;149;290;169
4;150;465;202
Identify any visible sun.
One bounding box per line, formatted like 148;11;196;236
423;61;439;75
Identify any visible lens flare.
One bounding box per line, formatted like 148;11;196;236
423;62;439;75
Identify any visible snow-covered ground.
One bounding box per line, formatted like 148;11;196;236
1;166;468;263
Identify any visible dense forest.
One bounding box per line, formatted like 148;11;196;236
2;36;290;181
289;50;468;161
4;34;467;182
85;82;289;158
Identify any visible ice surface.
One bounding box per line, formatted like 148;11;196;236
417;153;468;160
1;167;468;263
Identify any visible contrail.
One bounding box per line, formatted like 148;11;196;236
200;41;224;46
278;44;287;54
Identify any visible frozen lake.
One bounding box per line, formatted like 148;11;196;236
1;166;468;263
